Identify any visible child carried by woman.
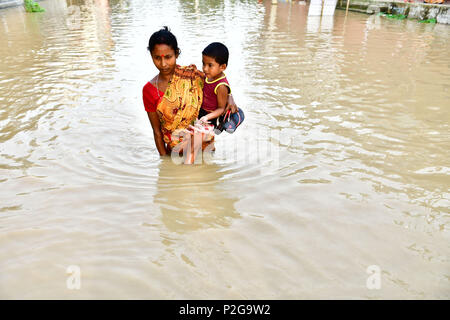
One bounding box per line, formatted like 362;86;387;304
198;42;245;135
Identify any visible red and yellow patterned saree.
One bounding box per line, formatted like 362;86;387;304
156;65;212;151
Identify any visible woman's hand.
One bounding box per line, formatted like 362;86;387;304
225;95;238;113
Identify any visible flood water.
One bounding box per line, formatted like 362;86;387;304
0;0;449;299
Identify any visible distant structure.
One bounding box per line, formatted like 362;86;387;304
308;0;338;16
270;0;338;16
0;0;24;9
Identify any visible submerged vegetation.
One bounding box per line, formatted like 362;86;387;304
378;12;437;24
379;13;407;20
418;18;437;23
24;0;45;12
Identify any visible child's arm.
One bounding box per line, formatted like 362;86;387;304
200;85;228;122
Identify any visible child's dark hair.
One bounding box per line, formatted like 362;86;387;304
147;26;180;56
202;42;229;66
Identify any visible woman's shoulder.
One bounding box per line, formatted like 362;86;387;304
144;77;157;90
143;81;159;105
143;81;152;91
143;79;161;99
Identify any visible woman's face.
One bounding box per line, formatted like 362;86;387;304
151;44;178;76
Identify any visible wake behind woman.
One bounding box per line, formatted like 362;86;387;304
143;27;236;164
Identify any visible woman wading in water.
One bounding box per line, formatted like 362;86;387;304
142;27;237;164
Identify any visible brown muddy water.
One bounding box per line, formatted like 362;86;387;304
0;0;449;299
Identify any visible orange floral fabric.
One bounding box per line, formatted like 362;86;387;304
156;65;209;149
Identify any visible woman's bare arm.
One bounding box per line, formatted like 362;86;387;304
147;112;167;156
225;94;238;113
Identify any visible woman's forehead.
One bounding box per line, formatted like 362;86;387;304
152;44;175;55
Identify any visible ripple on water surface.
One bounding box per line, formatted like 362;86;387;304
0;0;449;299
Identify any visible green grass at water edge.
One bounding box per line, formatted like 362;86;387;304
378;13;407;20
24;0;45;12
378;13;437;24
418;18;437;23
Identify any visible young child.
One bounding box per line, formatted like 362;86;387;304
198;42;231;126
198;42;244;134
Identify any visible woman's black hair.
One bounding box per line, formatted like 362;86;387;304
147;26;180;56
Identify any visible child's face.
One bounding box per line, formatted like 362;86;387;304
202;55;226;80
151;44;178;76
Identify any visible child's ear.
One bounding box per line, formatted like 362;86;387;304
220;64;227;71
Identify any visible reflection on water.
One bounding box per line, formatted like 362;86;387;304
0;0;449;299
156;159;240;233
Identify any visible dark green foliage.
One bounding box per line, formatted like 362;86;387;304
24;0;45;13
380;13;407;20
419;18;437;23
378;12;437;24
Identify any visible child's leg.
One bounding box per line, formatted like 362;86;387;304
198;108;208;120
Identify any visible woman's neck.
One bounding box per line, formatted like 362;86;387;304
158;71;174;82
